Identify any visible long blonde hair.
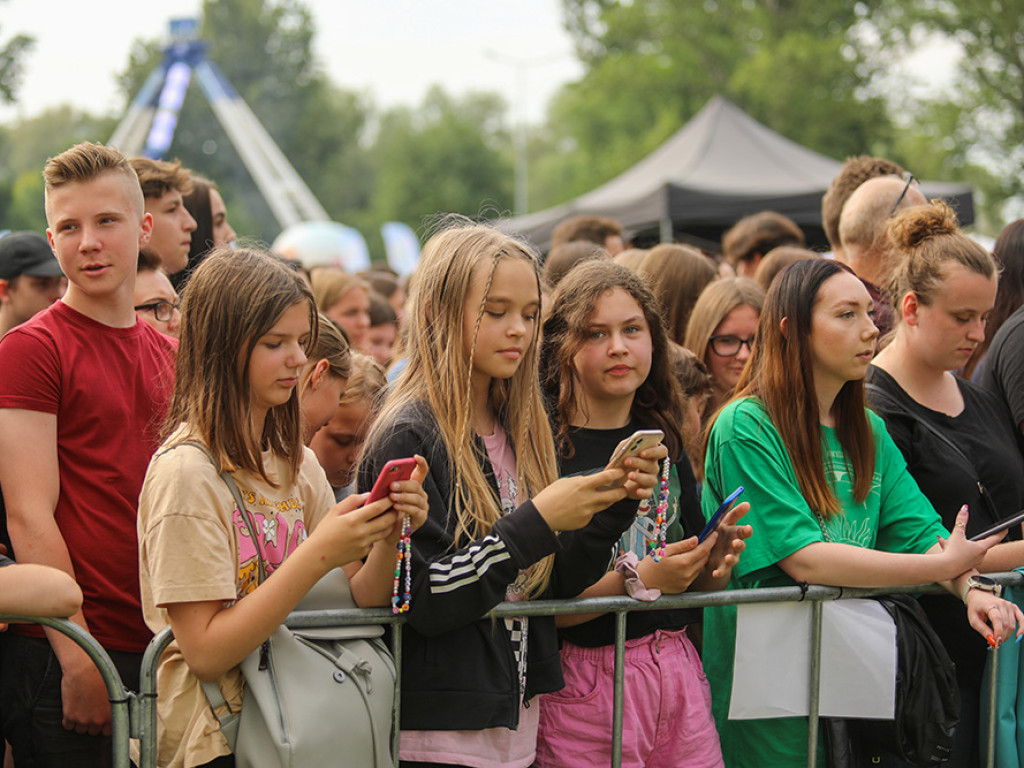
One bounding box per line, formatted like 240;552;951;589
364;221;558;596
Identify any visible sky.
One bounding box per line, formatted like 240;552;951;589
0;0;584;127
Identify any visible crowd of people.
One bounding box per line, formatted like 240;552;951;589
0;140;1022;768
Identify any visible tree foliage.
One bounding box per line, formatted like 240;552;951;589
872;0;1024;221
104;0;514;253
0;106;115;231
545;0;894;205
372;86;513;233
0;1;33;105
545;0;1022;228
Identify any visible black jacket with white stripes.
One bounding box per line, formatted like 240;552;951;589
357;401;639;732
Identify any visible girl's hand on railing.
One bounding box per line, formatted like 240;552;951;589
964;589;1024;647
620;444;669;501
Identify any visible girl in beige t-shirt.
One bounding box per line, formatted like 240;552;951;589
138;248;428;768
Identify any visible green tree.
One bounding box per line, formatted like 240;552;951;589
871;0;1024;226
5;170;44;231
371;86;514;231
0;0;33;104
0;106;115;229
542;0;893;207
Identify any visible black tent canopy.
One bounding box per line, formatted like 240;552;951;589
501;96;973;252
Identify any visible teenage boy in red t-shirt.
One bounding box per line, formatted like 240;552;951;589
0;142;176;767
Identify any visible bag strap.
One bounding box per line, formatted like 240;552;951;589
168;441;268;742
177;440;268;583
866;382;1000;522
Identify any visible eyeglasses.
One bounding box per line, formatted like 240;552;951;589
888;172;918;218
709;334;755;357
134;299;181;322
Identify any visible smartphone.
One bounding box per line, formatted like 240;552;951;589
600;429;664;490
698;486;745;543
365;458;417;505
606;429;665;470
969;509;1024;541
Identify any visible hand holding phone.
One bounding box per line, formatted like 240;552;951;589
600;429;664;490
969;509;1024;541
365;458;418;505
699;486;745;543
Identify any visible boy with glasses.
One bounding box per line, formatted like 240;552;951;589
134;249;181;337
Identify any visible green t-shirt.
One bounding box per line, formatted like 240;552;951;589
701;397;947;768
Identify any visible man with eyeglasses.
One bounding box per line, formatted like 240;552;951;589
837;174;927;338
0;231;67;338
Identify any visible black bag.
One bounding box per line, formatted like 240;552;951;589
826;594;960;768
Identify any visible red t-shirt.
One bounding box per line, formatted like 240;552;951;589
0;301;176;652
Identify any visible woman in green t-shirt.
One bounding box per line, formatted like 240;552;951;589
701;257;1024;768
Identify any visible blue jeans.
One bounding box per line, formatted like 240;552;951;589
1;635;141;768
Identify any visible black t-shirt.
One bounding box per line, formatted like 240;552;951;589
557;421;706;647
982;303;1024;433
867;365;1024;688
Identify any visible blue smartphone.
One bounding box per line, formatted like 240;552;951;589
699;486;744;543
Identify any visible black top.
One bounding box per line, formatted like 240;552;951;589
558;421;706;647
867;365;1024;688
356;401;638;731
982;303;1024;433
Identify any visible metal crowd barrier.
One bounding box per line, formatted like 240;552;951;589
0;615;135;768
16;571;1024;768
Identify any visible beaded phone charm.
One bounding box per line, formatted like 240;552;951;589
391;515;412;614
640;458;671;561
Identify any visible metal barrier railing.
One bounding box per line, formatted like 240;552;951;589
0;616;135;768
22;571;1024;768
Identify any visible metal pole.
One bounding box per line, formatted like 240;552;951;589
985;643;999;768
611;610;627;768
138;628;174;768
807;600;823;768
390;622;403;765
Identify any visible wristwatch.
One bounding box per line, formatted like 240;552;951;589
966;575;1004;599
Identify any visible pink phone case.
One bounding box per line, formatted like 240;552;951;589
366;458;417;504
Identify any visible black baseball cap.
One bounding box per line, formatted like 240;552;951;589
0;231;64;281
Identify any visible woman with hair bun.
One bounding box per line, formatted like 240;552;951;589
867;201;1024;767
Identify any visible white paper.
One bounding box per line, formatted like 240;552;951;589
729;599;896;720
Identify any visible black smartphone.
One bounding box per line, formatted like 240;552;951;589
969;510;1024;541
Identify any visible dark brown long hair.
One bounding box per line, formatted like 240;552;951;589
707;259;875;516
540;259;685;461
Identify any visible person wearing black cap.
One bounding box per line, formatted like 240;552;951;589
0;231;66;337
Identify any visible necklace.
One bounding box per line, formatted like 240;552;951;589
391;514;412;614
645;458;670;562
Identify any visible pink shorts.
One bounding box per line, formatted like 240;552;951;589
535;629;723;768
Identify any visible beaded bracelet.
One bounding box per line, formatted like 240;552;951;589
391;515;412;614
646;458;670;562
